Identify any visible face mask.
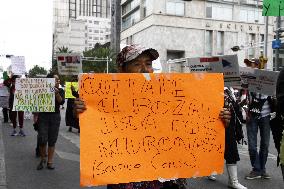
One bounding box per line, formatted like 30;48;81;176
139;68;149;73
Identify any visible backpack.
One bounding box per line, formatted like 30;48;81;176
248;92;267;119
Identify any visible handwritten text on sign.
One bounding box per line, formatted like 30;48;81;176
79;73;225;186
13;78;55;112
11;56;26;75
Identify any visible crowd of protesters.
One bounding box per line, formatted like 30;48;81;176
0;44;283;189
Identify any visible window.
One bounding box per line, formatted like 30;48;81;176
122;0;140;15
206;3;232;21
94;30;99;33
248;34;256;59
166;0;185;16
122;10;140;30
88;20;92;23
94;21;99;24
206;6;212;18
205;30;213;56
239;8;264;23
260;34;264;49
217;31;224;55
89;36;92;39
142;0;153;18
167;50;185;60
100;37;103;40
89;29;92;32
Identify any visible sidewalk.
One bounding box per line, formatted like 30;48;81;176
0;121;7;189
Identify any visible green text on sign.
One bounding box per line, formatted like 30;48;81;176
263;0;284;16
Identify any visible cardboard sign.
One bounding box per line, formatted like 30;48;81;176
11;56;26;75
0;96;9;108
79;73;225;186
240;67;279;96
57;53;82;75
12;78;55;112
0;84;9;96
263;0;284;16
186;55;240;87
65;82;79;99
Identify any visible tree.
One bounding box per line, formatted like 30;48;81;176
28;65;47;78
56;46;73;53
82;43;117;73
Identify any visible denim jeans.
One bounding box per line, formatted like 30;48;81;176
246;115;271;174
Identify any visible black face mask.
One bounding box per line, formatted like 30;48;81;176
139;68;149;73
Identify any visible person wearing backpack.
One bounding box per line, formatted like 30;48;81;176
245;91;274;180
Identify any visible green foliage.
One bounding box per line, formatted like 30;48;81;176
28;65;48;78
56;46;73;53
82;43;117;73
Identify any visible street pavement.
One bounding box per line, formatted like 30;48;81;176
0;108;283;189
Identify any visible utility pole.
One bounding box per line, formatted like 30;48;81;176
110;0;121;56
275;16;281;71
264;12;268;58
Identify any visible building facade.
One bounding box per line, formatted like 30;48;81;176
120;0;275;71
80;16;112;50
53;0;111;54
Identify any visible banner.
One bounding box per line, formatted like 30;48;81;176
80;73;225;186
0;96;9;108
11;56;26;75
12;78;55;112
57;53;82;75
240;67;279;96
65;82;78;99
186;55;240;87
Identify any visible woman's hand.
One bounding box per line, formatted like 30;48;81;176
219;108;231;127
74;98;86;118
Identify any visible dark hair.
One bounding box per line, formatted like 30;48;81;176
11;75;20;82
46;72;55;78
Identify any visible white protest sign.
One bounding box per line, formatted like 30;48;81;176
186;55;240;87
0;84;9;96
57;53;82;75
0;96;9;108
12;78;56;112
11;56;26;75
221;55;241;87
240;67;279;96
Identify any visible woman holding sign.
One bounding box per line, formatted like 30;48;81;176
74;45;232;189
37;73;65;170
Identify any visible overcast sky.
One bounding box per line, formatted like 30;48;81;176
0;0;53;72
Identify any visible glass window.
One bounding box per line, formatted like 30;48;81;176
166;0;184;16
94;21;99;24
207;3;232;21
217;31;224;55
206;6;212;18
205;30;213;56
240;9;247;22
248;34;256;59
142;0;153;18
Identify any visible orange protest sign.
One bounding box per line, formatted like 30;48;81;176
80;73;225;187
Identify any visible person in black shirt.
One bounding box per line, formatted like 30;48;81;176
37;73;65;170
